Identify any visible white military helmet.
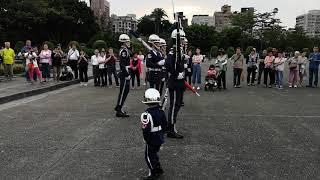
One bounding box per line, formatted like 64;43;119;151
119;34;130;42
171;29;186;39
148;34;161;44
142;88;161;104
159;38;167;46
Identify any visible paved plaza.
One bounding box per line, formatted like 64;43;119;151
0;61;319;179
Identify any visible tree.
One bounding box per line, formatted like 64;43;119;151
185;25;219;53
0;0;100;47
150;8;168;34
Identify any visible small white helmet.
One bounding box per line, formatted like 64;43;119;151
142;88;161;104
119;34;130;42
171;29;186;39
148;34;161;44
159;38;167;46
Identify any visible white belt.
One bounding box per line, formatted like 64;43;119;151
150;126;162;132
148;68;162;72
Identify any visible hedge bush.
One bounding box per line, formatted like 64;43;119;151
92;40;107;50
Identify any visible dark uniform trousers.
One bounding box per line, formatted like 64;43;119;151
167;88;183;131
145;144;161;170
116;77;130;109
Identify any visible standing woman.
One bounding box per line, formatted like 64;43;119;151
230;47;244;88
138;50;147;86
98;50;107;86
288;51;300;88
247;48;259;86
106;48;119;87
39;43;52;82
185;50;193;85
52;45;63;82
130;52;142;89
192;48;204;90
298;52;307;87
264;50;275;88
274;51;286;89
257;50;267;85
78;50;88;86
215;48;228;90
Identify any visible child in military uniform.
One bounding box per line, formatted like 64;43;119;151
141;88;167;179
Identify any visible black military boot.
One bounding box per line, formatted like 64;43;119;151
155;163;164;176
143;170;158;180
116;111;130;117
167;131;184;139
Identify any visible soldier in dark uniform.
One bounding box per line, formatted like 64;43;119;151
165;29;186;139
159;38;168;96
141;88;167;180
114;34;132;117
146;34;165;91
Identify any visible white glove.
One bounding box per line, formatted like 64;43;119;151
177;72;184;80
157;59;165;66
125;75;131;80
184;64;188;69
137;38;142;42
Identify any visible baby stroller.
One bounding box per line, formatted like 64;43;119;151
59;64;74;81
204;64;218;91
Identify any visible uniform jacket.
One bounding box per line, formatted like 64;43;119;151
165;50;185;89
146;49;163;69
141;106;167;146
119;46;131;77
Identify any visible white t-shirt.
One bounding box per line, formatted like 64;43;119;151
98;55;106;69
91;55;99;66
24;52;39;68
68;49;80;61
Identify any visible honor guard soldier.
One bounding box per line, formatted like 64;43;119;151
114;34;132;117
141;88;167;179
165;29;186;139
146;34;165;91
159;38;168;96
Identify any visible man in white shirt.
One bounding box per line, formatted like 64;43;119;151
91;49;100;86
67;44;80;79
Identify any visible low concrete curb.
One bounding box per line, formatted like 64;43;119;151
0;77;92;105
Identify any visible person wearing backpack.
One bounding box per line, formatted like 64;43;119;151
230;47;244;88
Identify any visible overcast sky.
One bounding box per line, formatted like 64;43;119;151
105;0;320;28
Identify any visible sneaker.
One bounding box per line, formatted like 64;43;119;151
268;85;272;88
80;82;84;86
279;86;283;89
234;85;237;88
143;83;147;86
84;83;88;87
294;85;298;88
196;87;200;90
289;85;292;88
237;85;241;88
247;84;251;86
251;83;255;86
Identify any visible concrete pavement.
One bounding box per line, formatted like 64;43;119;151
0;72;319;179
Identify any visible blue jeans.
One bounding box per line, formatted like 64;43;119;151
192;64;201;85
276;70;283;87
